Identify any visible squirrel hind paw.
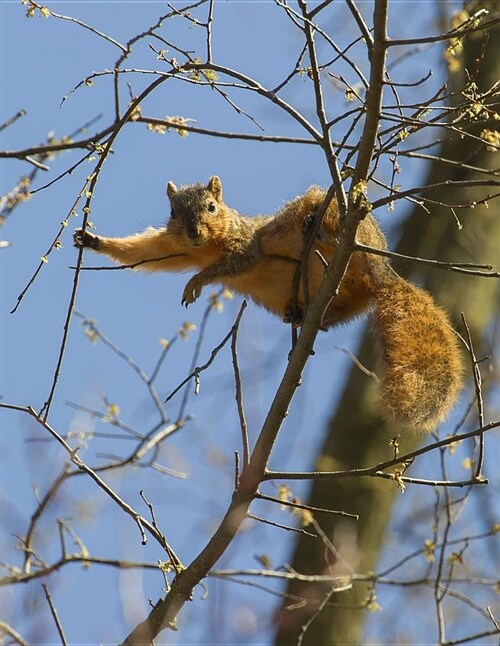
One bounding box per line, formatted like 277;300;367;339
283;302;303;327
302;212;326;242
302;211;335;247
302;212;316;234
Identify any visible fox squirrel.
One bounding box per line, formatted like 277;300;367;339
74;176;463;430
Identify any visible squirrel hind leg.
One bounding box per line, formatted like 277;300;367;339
373;277;464;431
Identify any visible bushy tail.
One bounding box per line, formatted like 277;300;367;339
372;272;463;431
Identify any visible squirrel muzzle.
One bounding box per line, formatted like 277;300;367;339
186;223;206;246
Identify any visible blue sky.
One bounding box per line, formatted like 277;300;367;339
1;1;498;644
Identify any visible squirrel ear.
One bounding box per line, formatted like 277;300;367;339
207;176;222;202
166;181;178;199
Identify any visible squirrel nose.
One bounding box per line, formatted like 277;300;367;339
187;224;205;245
187;226;201;240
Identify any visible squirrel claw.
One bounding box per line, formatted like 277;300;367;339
302;212;316;234
283;302;303;327
181;277;202;307
74;228;100;250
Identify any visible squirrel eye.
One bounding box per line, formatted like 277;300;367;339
170;209;176;219
207;201;216;213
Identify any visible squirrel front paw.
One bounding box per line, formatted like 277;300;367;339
181;276;203;307
74;228;100;250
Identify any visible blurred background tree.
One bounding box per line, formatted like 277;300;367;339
275;2;500;643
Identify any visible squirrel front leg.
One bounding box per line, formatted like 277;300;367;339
181;262;231;307
181;248;258;306
181;272;205;306
74;226;195;272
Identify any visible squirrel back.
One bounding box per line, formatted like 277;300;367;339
259;186;388;325
266;186;464;430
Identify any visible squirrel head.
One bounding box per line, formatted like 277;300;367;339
166;176;225;246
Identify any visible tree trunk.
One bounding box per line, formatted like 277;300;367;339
274;4;499;644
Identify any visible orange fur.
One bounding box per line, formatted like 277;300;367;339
74;176;463;430
373;273;463;430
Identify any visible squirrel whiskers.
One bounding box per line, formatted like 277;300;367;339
74;176;463;430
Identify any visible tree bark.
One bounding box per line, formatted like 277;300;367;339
274;4;499;644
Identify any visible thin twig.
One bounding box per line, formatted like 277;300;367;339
74;311;167;420
264;421;499;482
140;491;182;572
39;74;170;421
346;0;374;53
231;301;250;468
138;116;317;145
176;294;222;421
165;306;244;405
23;466;70;574
247;513;316;537
353;243;498;277
0;622;29;646
461;314;485;478
3;404;183;566
0;109;27;132
333;345;381;383
256;491;359;519
440;627;500;646
297;584;342;646
42;583;68;646
386;13;497;48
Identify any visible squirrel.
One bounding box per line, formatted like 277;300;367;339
74;175;463;431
